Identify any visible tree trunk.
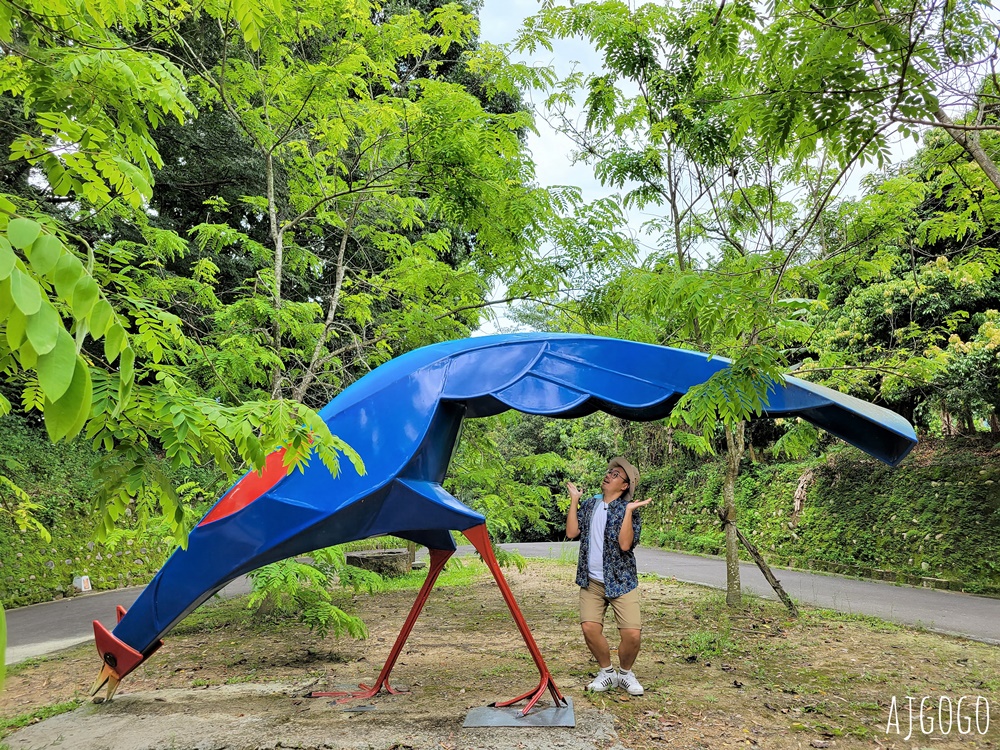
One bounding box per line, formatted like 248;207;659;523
962;408;975;435
266;150;284;398
941;403;954;437
935;108;1000;194
722;422;745;608
789;468;814;528
291;198;362;402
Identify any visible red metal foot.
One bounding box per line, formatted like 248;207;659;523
309;547;454;701
491;675;565;714
462;523;567;716
309;681;404;702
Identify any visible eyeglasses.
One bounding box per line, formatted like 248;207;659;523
605;469;627;481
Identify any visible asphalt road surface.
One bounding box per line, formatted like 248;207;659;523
5;576;252;665
6;543;998;665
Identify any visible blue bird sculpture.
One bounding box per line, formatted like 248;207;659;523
91;333;916;714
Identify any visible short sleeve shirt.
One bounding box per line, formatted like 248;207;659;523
575;495;641;599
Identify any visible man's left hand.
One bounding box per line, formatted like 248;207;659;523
626;498;653;512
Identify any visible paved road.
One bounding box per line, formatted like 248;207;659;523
5;577;252;665
488;542;1000;645
6;544;998;665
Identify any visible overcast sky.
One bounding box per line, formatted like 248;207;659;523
479;0;612;203
474;0;624;332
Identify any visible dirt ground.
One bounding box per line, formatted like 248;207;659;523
2;558;999;750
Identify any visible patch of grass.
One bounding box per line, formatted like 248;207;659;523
682;629;735;658
376;558;487;593
4;656;49;677
172;596;259;635
223;673;259;685
553;607;579;621
1;700;79;738
803;608;905;632
557;545;579;567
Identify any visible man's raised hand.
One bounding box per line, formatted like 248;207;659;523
626;498;654;512
566;481;583;504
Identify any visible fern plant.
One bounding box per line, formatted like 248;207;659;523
247;545;389;640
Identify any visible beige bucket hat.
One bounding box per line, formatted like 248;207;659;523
607;456;639;501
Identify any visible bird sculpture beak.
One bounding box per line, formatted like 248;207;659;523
90;662;121;702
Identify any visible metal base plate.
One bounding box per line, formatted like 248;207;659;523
462;697;575;728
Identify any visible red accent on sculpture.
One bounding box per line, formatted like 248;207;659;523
199;448;288;526
461;524;566;714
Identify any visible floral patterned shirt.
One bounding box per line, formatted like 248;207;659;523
574;495;641;598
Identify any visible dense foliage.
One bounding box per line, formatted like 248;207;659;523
641;440;1000;594
0;0;563;652
0;412;220;606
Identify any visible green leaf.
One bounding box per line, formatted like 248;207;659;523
53;254;84;303
7;218;40;250
0;239;16;280
37;328;77;402
232;0;267;50
28;234;62;275
89;299;113;338
43;356;92;441
6;307;26;349
18;339;37;369
9;268;42;314
71;276;100;318
117;346;135;407
0;276;12;319
104;323;126;362
25;300;61;355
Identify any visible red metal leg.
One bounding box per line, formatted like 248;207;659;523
309;547;454;701
462;524;566;715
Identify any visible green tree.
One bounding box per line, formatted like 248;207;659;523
0;0;370;544
651;0;1000;190
0;0;566;649
515;0;898;610
148;0;553;408
800;128;1000;433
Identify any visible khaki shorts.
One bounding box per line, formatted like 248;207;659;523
580;579;641;630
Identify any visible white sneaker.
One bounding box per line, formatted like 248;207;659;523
617;669;644;696
586;668;619;692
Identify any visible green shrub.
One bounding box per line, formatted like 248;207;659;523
640;440;1000;594
0;412;221;606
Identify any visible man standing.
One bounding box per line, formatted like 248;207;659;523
566;456;652;696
